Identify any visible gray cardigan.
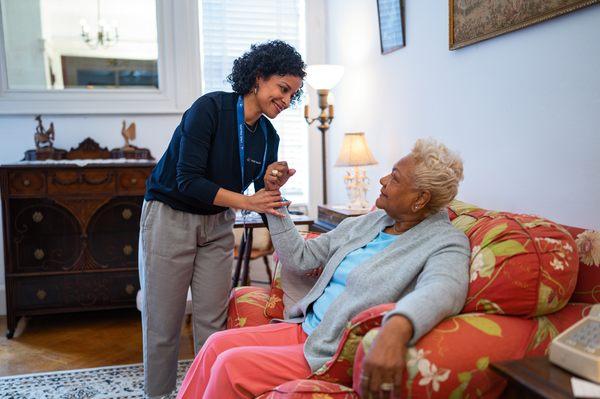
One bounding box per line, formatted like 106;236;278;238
266;208;470;372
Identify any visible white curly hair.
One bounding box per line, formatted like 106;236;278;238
410;138;464;214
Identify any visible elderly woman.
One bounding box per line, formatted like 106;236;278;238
177;138;470;399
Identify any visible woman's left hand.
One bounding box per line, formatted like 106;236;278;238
360;315;413;399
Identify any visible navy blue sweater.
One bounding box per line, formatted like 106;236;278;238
145;91;279;215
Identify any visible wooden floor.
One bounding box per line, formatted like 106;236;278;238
0;309;195;377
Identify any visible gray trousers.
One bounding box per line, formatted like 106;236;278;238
138;200;235;397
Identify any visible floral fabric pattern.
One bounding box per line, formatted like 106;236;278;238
562;225;600;304
352;306;586;399
256;380;358;399
448;200;579;317
227;286;271;329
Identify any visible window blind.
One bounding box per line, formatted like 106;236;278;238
200;0;308;204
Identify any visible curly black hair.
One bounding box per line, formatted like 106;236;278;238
227;40;306;105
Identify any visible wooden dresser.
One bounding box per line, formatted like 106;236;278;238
1;139;155;338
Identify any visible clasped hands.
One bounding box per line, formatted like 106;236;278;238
245;161;296;217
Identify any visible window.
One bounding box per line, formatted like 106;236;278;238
200;0;309;205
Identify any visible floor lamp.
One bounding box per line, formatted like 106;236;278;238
304;64;344;205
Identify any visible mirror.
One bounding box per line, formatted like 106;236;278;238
1;0;158;91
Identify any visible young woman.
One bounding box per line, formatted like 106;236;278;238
139;40;305;397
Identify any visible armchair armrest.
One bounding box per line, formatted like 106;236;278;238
227;286;272;329
308;303;396;386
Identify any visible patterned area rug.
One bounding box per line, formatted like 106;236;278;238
0;360;192;399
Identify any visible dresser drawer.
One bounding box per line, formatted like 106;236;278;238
9;199;83;273
87;197;142;268
47;169;115;195
117;169;149;195
8;171;46;196
13;272;139;311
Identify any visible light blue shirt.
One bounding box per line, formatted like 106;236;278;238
302;230;398;335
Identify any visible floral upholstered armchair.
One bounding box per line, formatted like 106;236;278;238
227;200;600;399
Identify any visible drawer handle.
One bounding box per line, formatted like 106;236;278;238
125;284;135;295
34;248;45;260
23;178;31;187
82;172;113;185
122;208;133;220
51;174;80;186
32;211;44;223
123;244;133;256
130;178;138;184
36;289;47;300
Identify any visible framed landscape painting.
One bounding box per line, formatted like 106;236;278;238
449;0;600;50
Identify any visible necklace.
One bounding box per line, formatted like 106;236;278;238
245;121;258;133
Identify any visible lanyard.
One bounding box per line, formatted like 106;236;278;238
237;95;268;193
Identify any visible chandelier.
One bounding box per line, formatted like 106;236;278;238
79;0;119;49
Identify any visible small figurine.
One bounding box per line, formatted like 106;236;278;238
34;115;55;150
121;120;137;151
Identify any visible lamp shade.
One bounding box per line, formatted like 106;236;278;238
335;132;378;167
305;65;345;90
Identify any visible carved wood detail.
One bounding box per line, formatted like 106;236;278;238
53;197;112;231
66;138;111;160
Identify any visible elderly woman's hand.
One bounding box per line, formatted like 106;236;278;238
264;161;296;191
360;315;413;399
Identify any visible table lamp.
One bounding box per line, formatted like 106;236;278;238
304;64;345;204
334;132;378;209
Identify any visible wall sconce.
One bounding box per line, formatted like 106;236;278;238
304;64;344;204
334;132;378;209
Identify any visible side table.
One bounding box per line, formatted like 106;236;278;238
491;356;575;398
311;205;369;232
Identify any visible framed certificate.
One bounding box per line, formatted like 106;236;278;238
376;0;405;54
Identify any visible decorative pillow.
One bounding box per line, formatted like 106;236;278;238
256;380;358;399
265;231;322;319
560;225;600;304
448;200;579;317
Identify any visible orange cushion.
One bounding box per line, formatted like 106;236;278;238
448;200;579;317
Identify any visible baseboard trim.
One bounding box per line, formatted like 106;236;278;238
0;285;6;316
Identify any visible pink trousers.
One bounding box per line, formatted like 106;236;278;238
176;322;312;399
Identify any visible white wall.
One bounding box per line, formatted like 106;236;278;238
324;1;600;229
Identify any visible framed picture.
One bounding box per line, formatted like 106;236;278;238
449;0;600;50
377;0;405;54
